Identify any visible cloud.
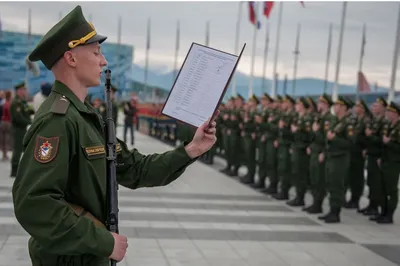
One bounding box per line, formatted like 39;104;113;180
0;1;399;89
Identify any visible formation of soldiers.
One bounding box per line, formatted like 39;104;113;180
175;93;400;225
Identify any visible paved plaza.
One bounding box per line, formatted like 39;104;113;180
1;126;400;265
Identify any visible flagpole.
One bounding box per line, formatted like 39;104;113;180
271;2;283;98
117;15;122;88
323;23;333;93
25;8;32;94
332;1;347;102
205;20;210;46
388;3;400;103
173;20;180;84
292;23;301;96
231;1;243;97
248;2;259;98
144;17;151;93
261;21;270;94
356;23;366;102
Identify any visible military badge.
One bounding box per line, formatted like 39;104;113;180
34;136;59;163
347;125;354;136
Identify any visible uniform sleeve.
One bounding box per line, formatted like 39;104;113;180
116;140;197;189
12;114;114;257
10;101;31;127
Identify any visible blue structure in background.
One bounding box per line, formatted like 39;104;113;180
0;30;134;99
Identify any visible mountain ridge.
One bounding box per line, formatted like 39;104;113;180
130;63;389;99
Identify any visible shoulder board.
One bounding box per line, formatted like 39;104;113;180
51;96;70;115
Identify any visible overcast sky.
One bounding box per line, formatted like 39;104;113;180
1;1;399;88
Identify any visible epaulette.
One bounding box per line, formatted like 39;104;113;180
51;95;70;115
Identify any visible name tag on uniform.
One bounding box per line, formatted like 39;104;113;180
84;145;105;159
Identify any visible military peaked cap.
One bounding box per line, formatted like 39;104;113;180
376;97;388;107
262;93;273;102
345;97;355;108
284;94;295;104
14;82;26;90
387;102;400;115
307;97;317;110
28;5;107;70
335;95;352;109
297;97;309;108
275;95;283;102
319;93;333;106
236;94;245;101
249;94;259;104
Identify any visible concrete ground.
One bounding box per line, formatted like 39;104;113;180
0;126;400;266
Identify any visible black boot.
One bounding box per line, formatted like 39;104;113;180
324;208;341;223
273;190;289;200
240;174;254;184
261;183;278;195
343;200;359;209
286;197;305;207
250;177;266;189
376;214;394;224
307;203;323;214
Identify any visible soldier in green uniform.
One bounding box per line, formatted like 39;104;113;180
318;96;352;223
360;97;387;217
273;95;295;200
286;97;313;206
219;97;234;173
262;95;281;194
344;99;369;209
375;102;400;224
12;6;218;265
225;94;244;177
304;94;335;214
240;95;259;184
252;93;273;189
10;82;33;177
99;85;118;125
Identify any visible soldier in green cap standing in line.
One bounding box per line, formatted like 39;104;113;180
360;97;388;217
287;97;313;207
344;99;370;209
262;95;282;194
12;6;218;265
304;94;336;214
240;94;259;184
375;101;400;224
252;93;273;189
10;82;32;177
318;96;352;223
273;95;295;200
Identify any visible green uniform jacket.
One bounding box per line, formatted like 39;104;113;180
310;112;336;154
326;114;352;156
12;81;196;265
10;95;32;128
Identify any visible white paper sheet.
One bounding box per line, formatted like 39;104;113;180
162;43;239;127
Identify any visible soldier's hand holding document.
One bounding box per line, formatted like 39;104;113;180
161;42;246;129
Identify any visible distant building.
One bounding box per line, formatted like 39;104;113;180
0;30;134;100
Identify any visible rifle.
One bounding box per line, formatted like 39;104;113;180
104;69;119;266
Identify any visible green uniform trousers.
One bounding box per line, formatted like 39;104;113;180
244;135;256;178
257;140;267;182
309;152;326;204
29;237;109;266
367;155;384;209
291;148;309;199
266;141;278;187
277;145;291;192
326;153;350;209
348;151;365;202
381;160;400;214
11;127;26;171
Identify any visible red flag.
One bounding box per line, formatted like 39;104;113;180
264;2;274;18
248;2;261;28
263;1;304;19
358;71;371;92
